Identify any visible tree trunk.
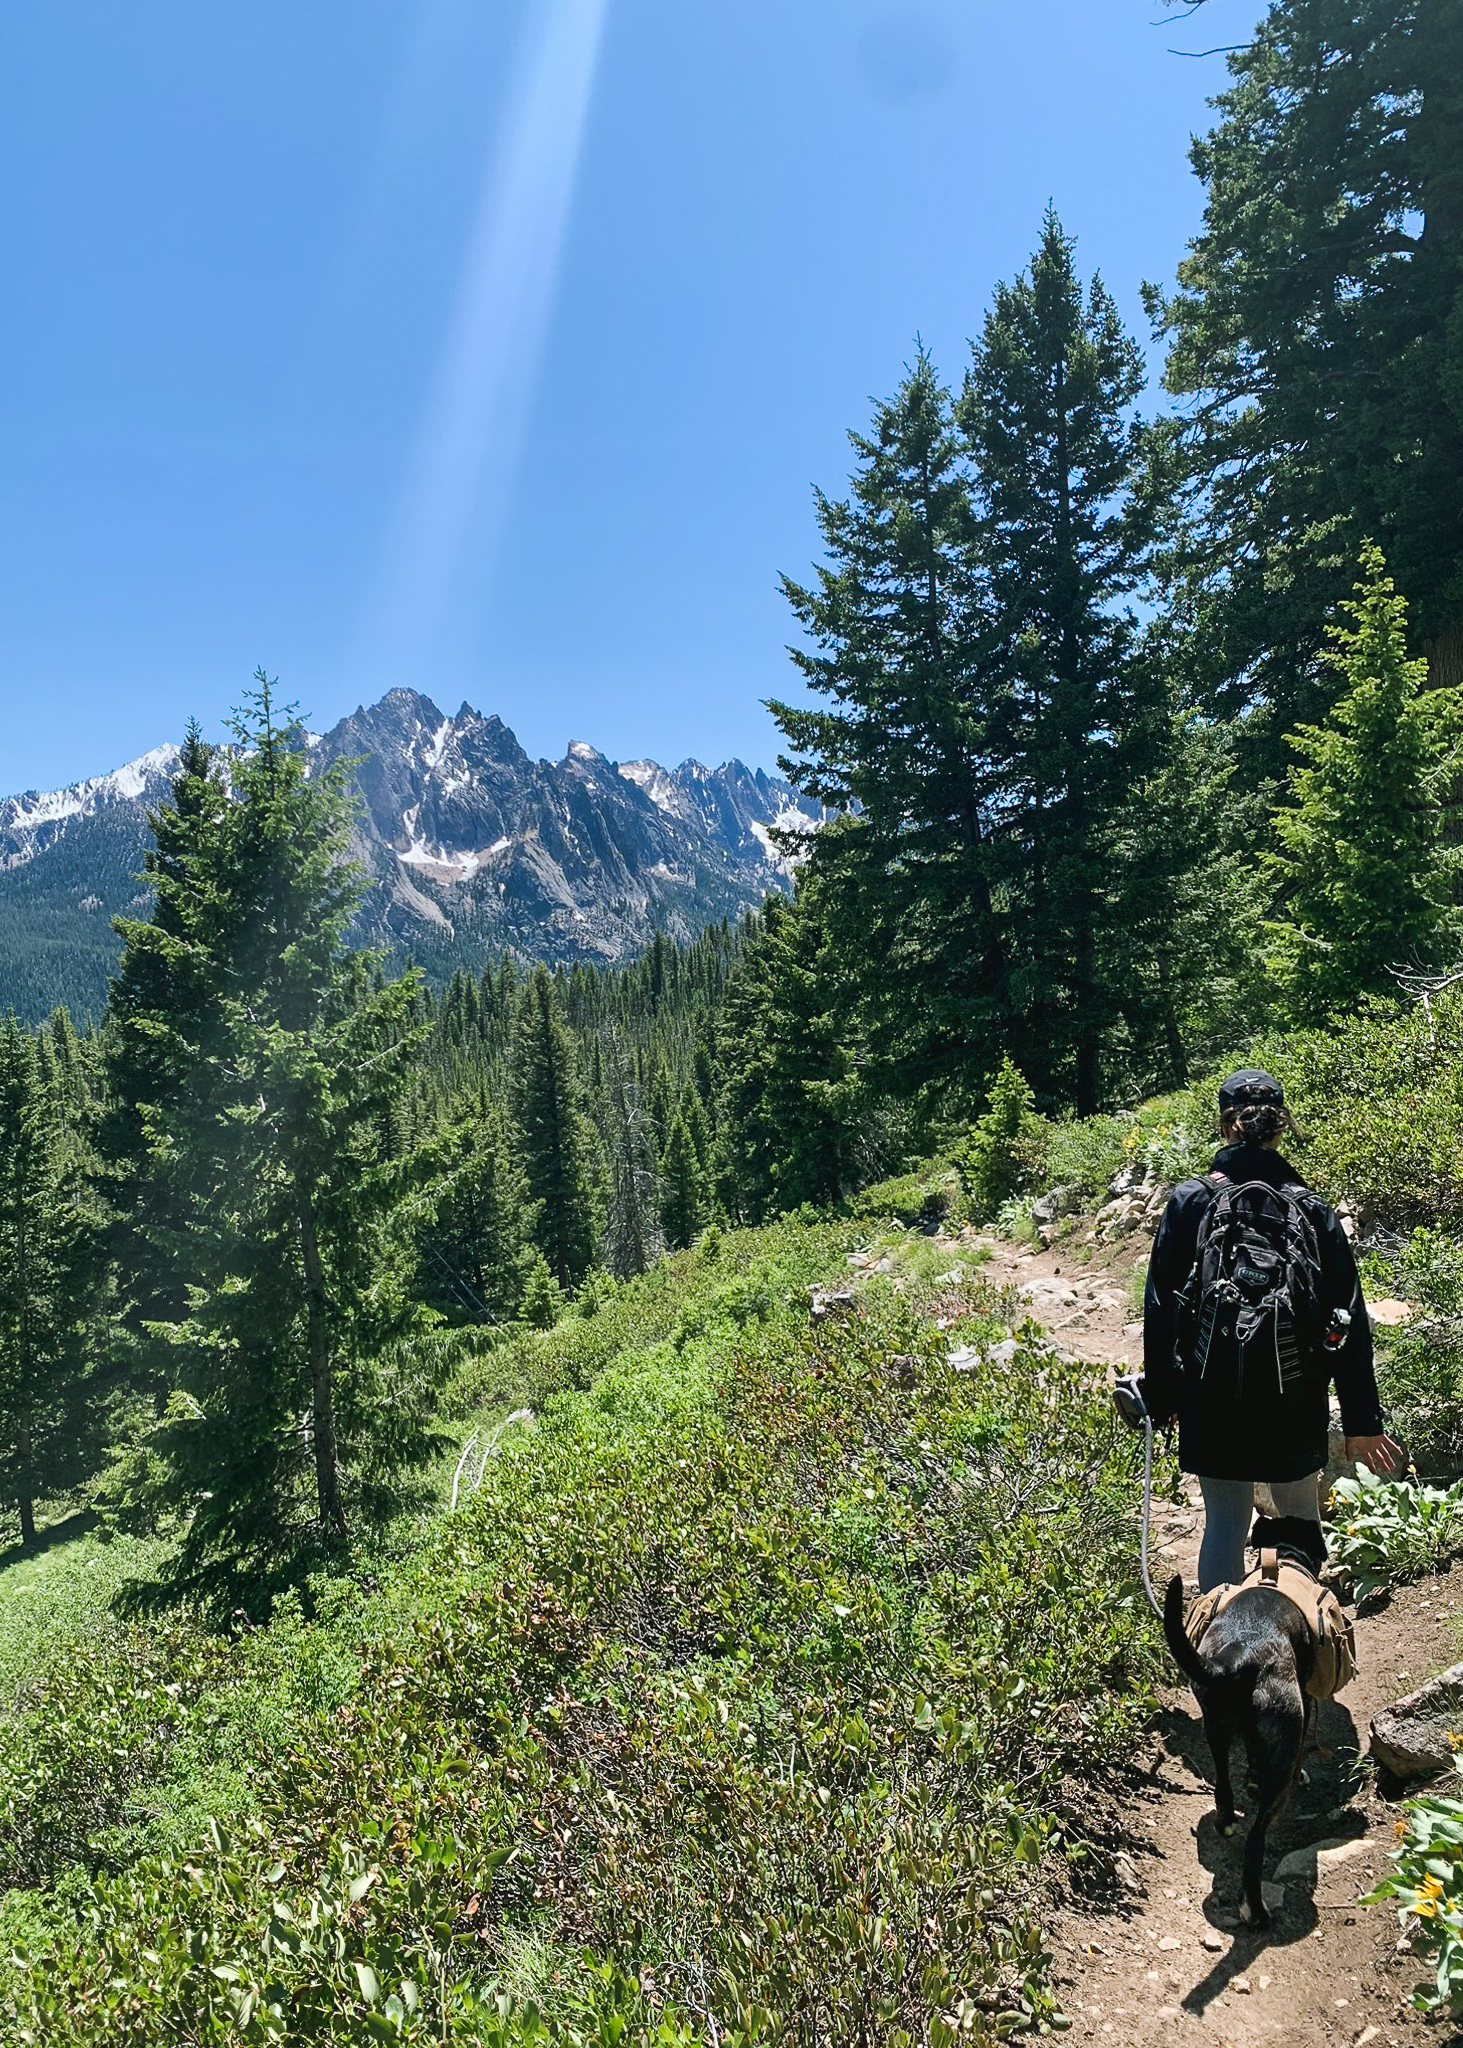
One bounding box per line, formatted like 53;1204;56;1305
18;1494;35;1548
296;1166;347;1542
1425;618;1463;694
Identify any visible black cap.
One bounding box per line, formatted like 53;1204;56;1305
1218;1069;1285;1112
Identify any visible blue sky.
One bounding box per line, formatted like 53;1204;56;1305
0;0;1261;793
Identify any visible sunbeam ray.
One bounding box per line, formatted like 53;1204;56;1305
372;0;612;677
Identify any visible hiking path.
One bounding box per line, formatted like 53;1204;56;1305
938;1224;1460;2047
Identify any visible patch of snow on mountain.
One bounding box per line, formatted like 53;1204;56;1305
618;760;684;815
1;743;181;840
422;718;453;771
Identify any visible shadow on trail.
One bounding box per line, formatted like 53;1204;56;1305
1153;1695;1368;2016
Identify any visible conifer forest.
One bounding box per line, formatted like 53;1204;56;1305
4;3;1463;2040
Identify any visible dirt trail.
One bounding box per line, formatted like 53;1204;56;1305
942;1226;1460;2047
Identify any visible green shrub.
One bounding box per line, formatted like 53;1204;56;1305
1328;1468;1463;1600
1363;1229;1463;1477
1246;992;1463;1228
1035;1115;1129;1200
1;1279;1158;2045
1364;1755;1463;2019
956;1059;1041;1221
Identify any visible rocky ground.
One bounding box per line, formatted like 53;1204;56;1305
926;1221;1461;2046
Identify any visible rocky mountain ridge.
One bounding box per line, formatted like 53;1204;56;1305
0;688;818;1022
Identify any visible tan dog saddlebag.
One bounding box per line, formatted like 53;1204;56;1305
1183;1547;1356;1699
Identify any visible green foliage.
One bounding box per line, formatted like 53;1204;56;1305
1327;1468;1463;1602
716;893;871;1220
1266;546;1462;1019
959;211;1165;1114
1021;1115;1128;1203
0;1016;105;1546
658;1113;708;1251
511;966;605;1292
102;680;449;1611
1244;992;1463;1230
0;1270;1157;2046
1149;0;1463;756
519;1253;564;1332
1367;1230;1463;1478
420;1103;535;1325
956;1059;1039;1222
1364;1756;1463;2020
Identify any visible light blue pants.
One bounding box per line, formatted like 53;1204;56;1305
1197;1473;1321;1591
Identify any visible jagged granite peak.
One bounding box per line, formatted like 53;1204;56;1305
0;692;821;1023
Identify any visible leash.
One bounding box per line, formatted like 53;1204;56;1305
1114;1374;1163;1620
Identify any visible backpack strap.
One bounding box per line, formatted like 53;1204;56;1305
1259;1547;1280;1583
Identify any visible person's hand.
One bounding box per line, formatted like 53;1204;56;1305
1345;1432;1404;1475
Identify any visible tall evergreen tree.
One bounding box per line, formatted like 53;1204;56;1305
0;1018;101;1546
421;1100;533;1323
660;1112;709;1250
510;964;603;1291
598;1038;663;1280
99;723;231;1408
717;894;868;1220
1149;0;1463;751
113;679;442;1605
959;211;1162;1114
1265;544;1462;1020
771;349;1004;1106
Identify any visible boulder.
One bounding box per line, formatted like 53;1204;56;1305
1031;1183;1082;1226
1108;1163;1144;1199
1370;1663;1463;1779
1018;1279;1079;1314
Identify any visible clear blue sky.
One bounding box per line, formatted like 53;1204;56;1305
0;0;1260;794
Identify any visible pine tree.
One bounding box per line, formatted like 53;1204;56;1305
1149;0;1463;747
421;1100;533;1323
959;211;1162;1114
599;1039;663;1280
1265;544;1462;1020
771;348;1005;1105
99;722;232;1408
510;965;603;1291
112;678;442;1605
0;1018;101;1546
660;1112;709;1249
717;894;868;1220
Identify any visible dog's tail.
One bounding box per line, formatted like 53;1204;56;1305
1163;1572;1208;1686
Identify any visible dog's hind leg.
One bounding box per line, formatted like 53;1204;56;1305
1204;1708;1240;1836
1238;1695;1305;1930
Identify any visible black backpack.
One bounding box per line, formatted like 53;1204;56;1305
1182;1175;1326;1400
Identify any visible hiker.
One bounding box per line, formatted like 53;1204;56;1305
1142;1070;1401;1592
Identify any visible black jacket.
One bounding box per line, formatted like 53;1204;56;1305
1143;1144;1384;1482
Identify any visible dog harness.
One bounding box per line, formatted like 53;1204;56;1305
1184;1547;1357;1699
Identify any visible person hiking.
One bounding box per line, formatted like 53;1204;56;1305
1143;1070;1400;1592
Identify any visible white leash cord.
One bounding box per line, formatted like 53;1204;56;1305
1138;1415;1162;1620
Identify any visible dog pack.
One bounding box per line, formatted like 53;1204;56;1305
1181;1174;1326;1400
1183;1546;1357;1700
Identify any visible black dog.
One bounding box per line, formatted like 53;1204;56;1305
1163;1515;1327;1929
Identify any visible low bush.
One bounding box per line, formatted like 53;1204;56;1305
1364;1755;1463;2019
2;1286;1158;2045
1366;1229;1463;1478
1327;1468;1463;1601
1246;992;1463;1230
